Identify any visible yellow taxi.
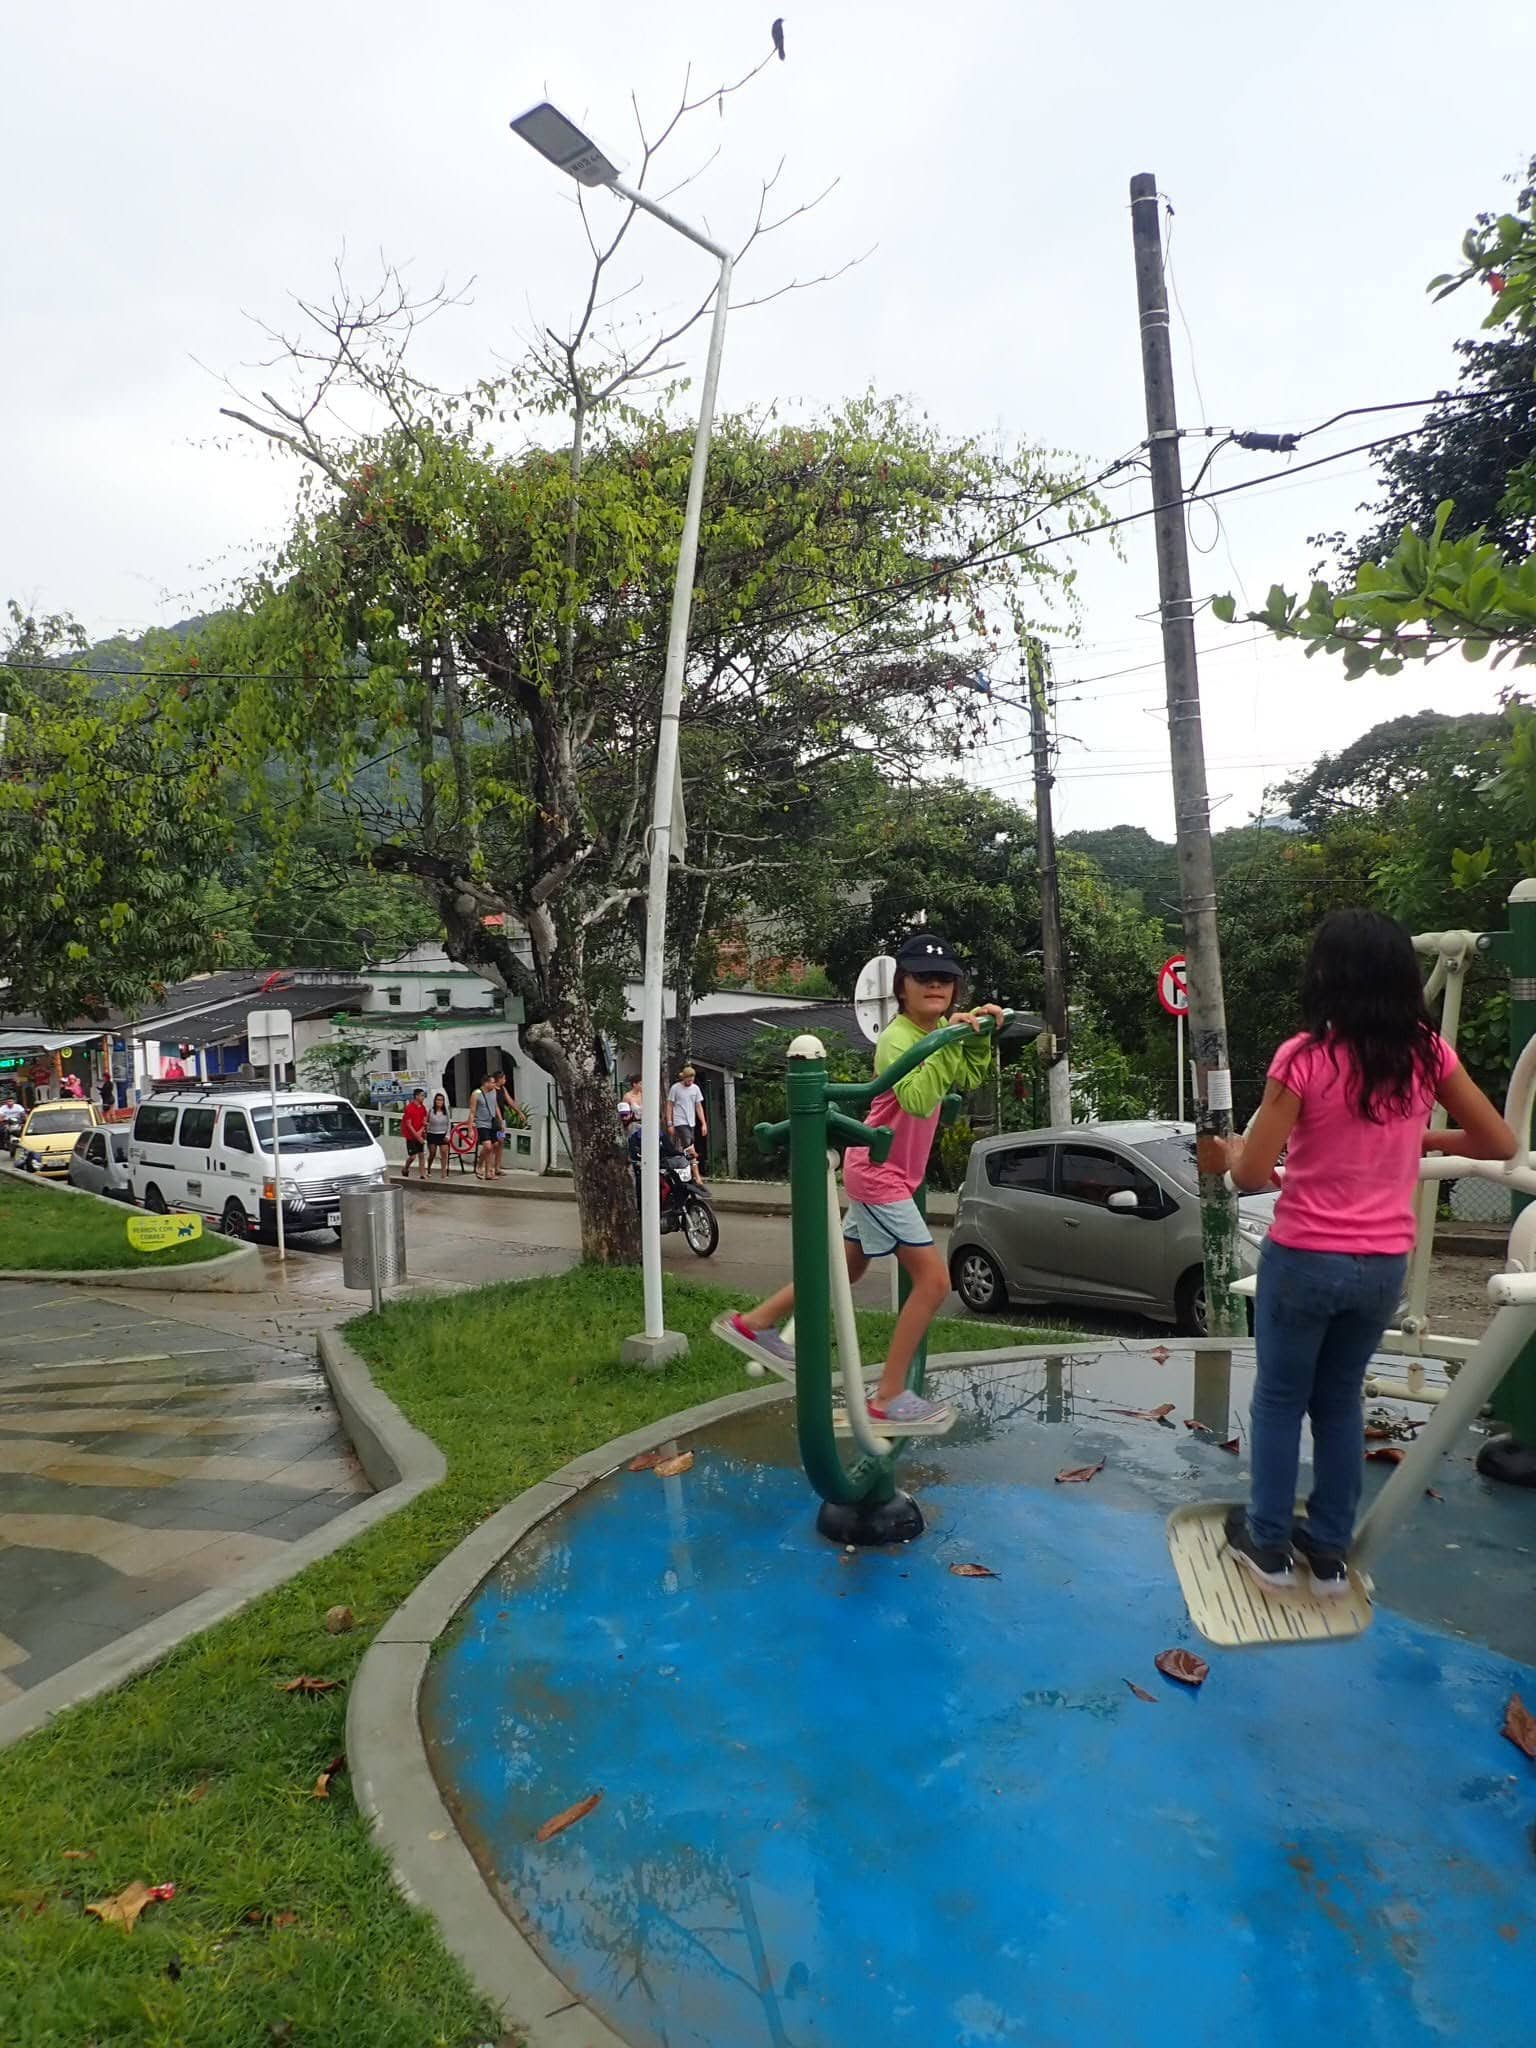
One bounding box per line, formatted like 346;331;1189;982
15;1101;104;1176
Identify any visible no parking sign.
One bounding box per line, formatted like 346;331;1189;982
1157;955;1188;1018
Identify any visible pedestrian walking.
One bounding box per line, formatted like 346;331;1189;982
667;1063;709;1188
1221;909;1515;1593
400;1088;429;1179
425;1091;452;1177
468;1072;501;1181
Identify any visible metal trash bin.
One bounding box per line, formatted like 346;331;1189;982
340;1184;407;1310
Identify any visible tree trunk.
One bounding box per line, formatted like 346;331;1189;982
522;989;639;1268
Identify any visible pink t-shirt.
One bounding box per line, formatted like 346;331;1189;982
1267;1031;1457;1255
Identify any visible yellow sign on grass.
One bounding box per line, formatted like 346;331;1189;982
126;1212;203;1253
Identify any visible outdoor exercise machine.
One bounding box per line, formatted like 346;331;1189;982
750;1015;1007;1546
1170;1026;1536;1648
1363;884;1536;1483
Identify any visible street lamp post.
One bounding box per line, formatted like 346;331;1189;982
512;101;734;1365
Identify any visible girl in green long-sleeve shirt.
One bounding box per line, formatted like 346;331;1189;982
716;930;1001;1428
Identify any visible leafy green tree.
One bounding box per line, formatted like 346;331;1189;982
179;273;1092;1261
0;606;226;1024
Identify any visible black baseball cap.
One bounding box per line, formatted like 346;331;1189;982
895;931;964;978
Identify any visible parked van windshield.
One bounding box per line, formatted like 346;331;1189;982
250;1102;373;1154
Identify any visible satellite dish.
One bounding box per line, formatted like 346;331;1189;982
854;955;899;1045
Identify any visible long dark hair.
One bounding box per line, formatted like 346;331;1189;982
1287;909;1440;1122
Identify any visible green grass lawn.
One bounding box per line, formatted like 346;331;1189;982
0;1174;235;1272
0;1266;1058;2047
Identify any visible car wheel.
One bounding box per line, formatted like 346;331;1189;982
143;1183;168;1215
952;1246;1007;1314
220;1199;249;1240
1175;1267;1206;1337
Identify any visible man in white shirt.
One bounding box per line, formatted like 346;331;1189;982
666;1064;709;1188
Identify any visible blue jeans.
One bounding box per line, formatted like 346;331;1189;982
1248;1239;1408;1553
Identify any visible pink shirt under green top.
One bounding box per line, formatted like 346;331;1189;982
842;1013;996;1207
1266;1030;1457;1256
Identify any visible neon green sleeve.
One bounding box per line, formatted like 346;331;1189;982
885;1018;993;1116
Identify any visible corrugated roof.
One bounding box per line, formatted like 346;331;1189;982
157;984;368;1049
665;1003;868;1076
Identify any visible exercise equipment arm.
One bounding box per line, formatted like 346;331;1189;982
825;1012;1011;1112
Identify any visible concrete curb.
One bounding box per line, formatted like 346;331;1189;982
0;1326;445;1754
0;1165;264;1291
348;1377;789;2048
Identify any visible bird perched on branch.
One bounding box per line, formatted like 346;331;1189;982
771;17;786;60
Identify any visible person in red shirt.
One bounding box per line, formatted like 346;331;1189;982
400;1088;429;1179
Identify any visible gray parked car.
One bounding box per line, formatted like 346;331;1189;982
947;1120;1276;1334
68;1125;136;1204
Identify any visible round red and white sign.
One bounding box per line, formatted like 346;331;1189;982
1157;955;1188;1018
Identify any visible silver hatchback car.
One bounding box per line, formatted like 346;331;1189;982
947;1121;1275;1334
68;1125;136;1204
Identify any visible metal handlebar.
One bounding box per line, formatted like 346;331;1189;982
825;1012;1010;1113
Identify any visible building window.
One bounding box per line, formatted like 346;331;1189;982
389;1049;408;1072
434;989;451;1008
385;987;402;1007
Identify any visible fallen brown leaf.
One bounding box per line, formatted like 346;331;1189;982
1503;1694;1536;1762
654;1451;694;1478
1054;1460;1105;1485
323;1605;354;1635
1124;1680;1157;1703
627;1449;664;1472
1363;1422;1397;1441
1217;1436;1241;1455
273;1911;298;1929
535;1791;602;1843
311;1754;347;1800
61;1850;94;1862
1148;1345;1171;1365
949;1562;999;1579
277;1676;338;1696
186;1781;209;1804
1155;1648;1210;1688
1183;1417;1214;1435
1425;1487;1445;1502
85;1881;175;1933
1366;1446;1405;1465
1106;1403;1176;1422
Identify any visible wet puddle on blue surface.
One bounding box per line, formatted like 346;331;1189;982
423;1349;1536;2046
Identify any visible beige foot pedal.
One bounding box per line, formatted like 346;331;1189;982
1167;1501;1374;1649
833;1405;956;1438
710;1313;795;1381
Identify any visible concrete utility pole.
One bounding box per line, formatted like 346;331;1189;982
1026;640;1072;1126
1128;171;1242;1337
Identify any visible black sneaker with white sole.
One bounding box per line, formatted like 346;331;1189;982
1223;1506;1294;1590
1291;1521;1350;1598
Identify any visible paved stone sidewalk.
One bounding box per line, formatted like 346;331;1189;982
0;1281;368;1700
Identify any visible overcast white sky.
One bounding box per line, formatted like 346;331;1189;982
6;1;1535;836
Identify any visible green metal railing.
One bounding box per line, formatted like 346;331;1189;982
754;1018;1002;1519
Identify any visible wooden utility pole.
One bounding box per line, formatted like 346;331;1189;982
1026;639;1072;1125
1128;172;1242;1336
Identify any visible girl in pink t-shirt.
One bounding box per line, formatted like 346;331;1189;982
1222;909;1514;1594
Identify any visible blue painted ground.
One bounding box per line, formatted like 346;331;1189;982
423;1381;1536;2048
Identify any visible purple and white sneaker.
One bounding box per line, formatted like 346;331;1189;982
712;1312;796;1375
867;1387;952;1429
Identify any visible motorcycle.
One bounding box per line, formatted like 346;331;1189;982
628;1126;719;1257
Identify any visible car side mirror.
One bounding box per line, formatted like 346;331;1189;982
1107;1188;1139;1212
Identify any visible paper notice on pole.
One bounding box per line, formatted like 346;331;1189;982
1207;1068;1233;1113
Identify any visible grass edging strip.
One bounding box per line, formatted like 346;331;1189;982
0;1327;446;1755
0;1164;260;1288
348;1376;789;2048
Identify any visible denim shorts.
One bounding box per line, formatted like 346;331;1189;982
842;1197;934;1257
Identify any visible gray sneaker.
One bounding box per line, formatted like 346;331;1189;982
867;1387;951;1428
713;1312;796;1370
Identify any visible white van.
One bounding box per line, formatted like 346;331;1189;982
128;1086;388;1243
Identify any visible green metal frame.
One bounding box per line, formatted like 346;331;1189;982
754;1020;994;1512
